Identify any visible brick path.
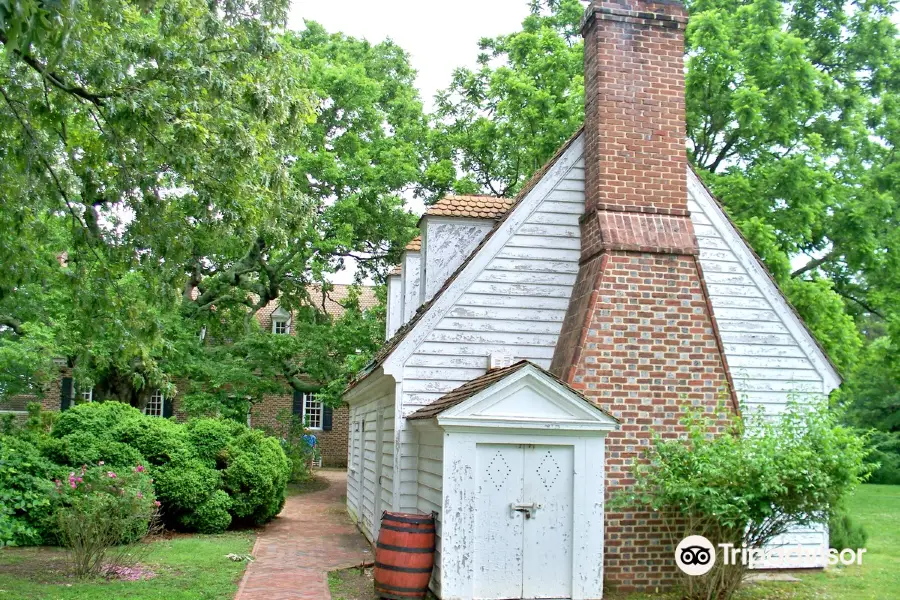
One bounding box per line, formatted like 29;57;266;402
236;470;373;600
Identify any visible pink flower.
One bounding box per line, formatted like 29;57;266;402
98;461;105;466
76;477;83;483
154;500;161;507
136;491;143;499
107;471;117;479
134;465;145;473
54;479;61;487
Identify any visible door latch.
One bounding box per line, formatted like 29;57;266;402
511;502;542;519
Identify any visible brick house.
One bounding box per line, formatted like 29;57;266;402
343;1;841;598
0;284;377;468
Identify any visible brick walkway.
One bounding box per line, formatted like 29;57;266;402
236;470;373;600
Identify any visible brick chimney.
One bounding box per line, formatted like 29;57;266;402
550;0;735;592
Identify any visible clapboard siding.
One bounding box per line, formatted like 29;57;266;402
345;375;395;543
688;171;835;566
392;154;587;520
380;405;394;511
414;425;444;596
400;159;586;417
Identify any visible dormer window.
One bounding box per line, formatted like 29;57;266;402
271;306;291;335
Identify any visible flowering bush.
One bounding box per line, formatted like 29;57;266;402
53;462;159;577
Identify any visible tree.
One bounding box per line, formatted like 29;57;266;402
434;0;900;377
0;2;422;412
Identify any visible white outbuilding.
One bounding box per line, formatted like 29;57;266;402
404;361;619;600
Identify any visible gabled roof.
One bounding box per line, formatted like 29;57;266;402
345;128;585;391
348;129;841;396
407;360;618;422
422;195;514;221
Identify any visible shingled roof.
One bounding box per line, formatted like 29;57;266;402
345;128;585;392
423;195;515;221
407;360;619;422
405;236;421;252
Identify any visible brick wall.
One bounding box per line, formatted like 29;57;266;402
554;252;733;591
548;1;737;592
250;394;349;468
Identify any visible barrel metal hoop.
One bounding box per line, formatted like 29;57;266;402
380;523;436;534
381;513;435;525
376;542;435;554
375;561;433;574
375;583;431;593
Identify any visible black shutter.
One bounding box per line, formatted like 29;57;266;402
322;405;333;431
292;390;303;416
60;377;73;411
163;397;174;418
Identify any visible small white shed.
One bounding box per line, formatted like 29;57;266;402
406;361;619;600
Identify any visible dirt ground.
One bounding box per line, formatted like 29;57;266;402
328;566;378;600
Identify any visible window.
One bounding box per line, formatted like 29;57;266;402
301;392;323;430
79;387;93;403
145;390;164;417
273;318;290;335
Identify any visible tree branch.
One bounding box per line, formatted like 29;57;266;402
0;32;110;107
791;249;840;278
0;315;24;336
834;289;884;319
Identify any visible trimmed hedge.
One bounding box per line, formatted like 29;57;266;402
0;435;60;546
43;402;290;535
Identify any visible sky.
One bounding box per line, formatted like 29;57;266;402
288;1;538;282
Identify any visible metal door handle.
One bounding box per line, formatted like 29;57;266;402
511;502;541;519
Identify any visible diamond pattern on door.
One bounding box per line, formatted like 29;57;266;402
535;449;561;491
486;450;511;491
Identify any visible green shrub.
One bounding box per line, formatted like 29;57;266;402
179;490;233;533
865;430;900;484
52;401;142;439
185;418;240;466
113;417;190;465
223;429;291;525
618;402;871;600
44;432;146;468
829;505;868;550
6;403;291;541
0;435;59;546
152;458;219;514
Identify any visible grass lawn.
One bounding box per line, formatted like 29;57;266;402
611;483;900;600
0;531;255;599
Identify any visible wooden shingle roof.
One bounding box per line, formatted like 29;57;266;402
405;236;422;252
424;195;514;220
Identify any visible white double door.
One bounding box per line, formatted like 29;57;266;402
474;443;575;599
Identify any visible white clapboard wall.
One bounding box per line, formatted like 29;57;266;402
688;171;839;567
414;423;444;595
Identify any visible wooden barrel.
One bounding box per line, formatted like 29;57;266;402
374;512;435;599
